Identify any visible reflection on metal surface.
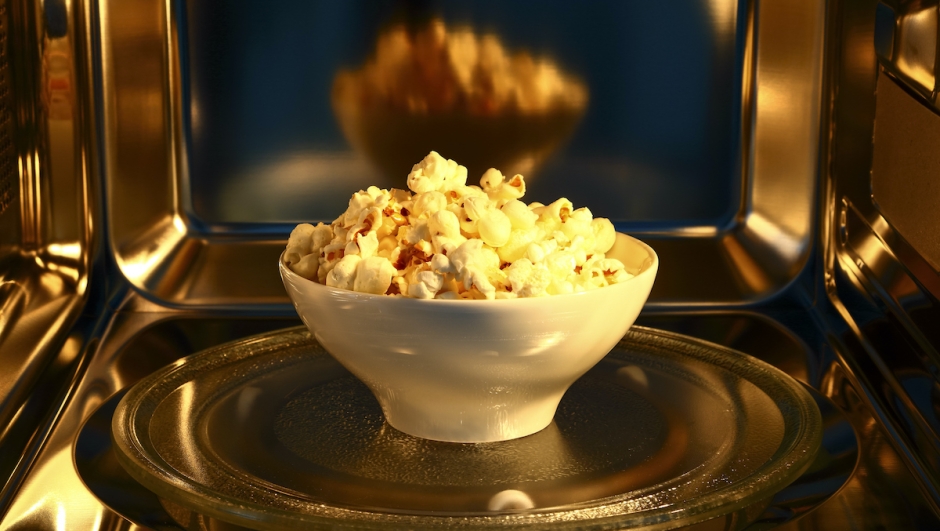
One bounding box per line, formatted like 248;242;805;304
706;0;738;39
833;201;940;507
739;0;823;288
3;444;108;530
2;315;299;530
633;0;825;306
781;360;940;530
101;0;294;308
877;1;940;108
75;388;204;531
2;303;929;530
744;210;805;266
0;280;26;343
896;6;937;92
40;311;870;531
823;0;940;515
0;0;98;515
748;383;858;529
334;18;587;116
115;214;188;292
0;263;79;426
332;18;588;182
720;231;774;294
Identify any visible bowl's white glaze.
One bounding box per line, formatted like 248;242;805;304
279;232;658;443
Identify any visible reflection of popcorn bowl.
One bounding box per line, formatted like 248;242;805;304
331;103;586;185
332;20;588;181
279;232;657;443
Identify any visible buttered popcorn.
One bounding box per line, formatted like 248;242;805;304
284;152;632;299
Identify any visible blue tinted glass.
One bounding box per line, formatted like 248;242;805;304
184;0;743;227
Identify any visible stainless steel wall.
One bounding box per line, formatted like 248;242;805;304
101;0;826;308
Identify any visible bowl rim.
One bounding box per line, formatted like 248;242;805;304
279;232;658;305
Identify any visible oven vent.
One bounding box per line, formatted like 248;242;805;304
0;0;13;218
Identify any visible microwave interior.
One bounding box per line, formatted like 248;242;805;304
4;0;940;529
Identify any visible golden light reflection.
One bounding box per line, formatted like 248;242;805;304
0;281;27;342
616;365;649;391
487;489;534;511
745;210;803;264
38;244;83;285
178;380;196;474
706;0;738;40
332;18;588;182
236;386;262;422
2;444;109;530
519;331;566;357
721;232;772;293
45;243;83;260
897;7;937;91
117;214;187;284
55;503;66;531
20;151;42;248
734;0;822;294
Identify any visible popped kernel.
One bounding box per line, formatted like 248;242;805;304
501;199;538;230
326;255;362;291
286;152;634;299
354;256;397;295
477;208;511;247
408;267;445;299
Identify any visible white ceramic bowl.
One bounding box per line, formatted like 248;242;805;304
279;233;658;443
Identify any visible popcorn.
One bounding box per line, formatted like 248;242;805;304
349;231;379;258
407;151;468;194
501;199;538;229
286;152;634;299
592;217;617;254
428;209;466;255
290;253;319;280
497;225;542;264
326;255;361;291
332;19;588;117
354;256;397;295
413;191;447;218
505;259;551;298
408;266;445;299
477;208;511;247
481;168;525;205
449;239;502;298
285;222;333;266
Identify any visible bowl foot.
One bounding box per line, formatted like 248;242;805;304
379;394;564;443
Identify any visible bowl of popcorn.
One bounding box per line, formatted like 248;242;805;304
280;152;657;443
331;19;588;182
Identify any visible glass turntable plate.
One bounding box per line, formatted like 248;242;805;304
111;326;822;530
